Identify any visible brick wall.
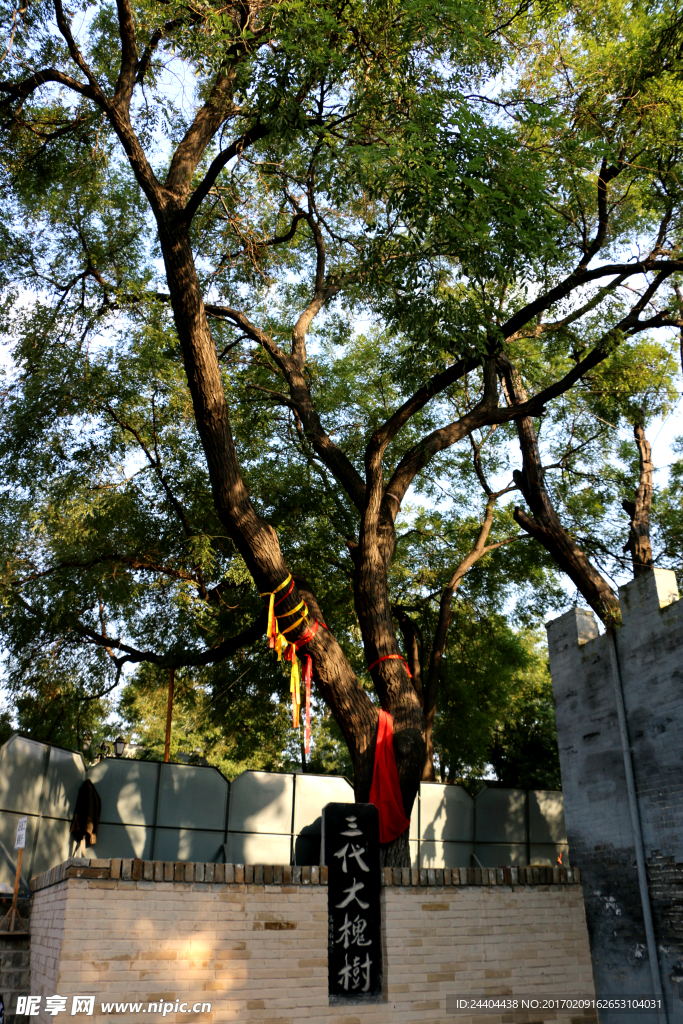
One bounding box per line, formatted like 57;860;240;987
0;899;31;1024
546;569;683;1022
30;874;67;1004
28;857;596;1024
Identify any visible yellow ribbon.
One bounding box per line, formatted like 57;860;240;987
274;632;287;661
260;575;307;730
277;598;307;620
260;574;292;643
280;610;308;634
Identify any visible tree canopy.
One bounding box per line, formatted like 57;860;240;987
1;0;683;860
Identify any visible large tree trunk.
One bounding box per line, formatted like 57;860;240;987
154;211;381;779
353;472;426;828
380;830;411;868
156;212;417;863
622;420;654;576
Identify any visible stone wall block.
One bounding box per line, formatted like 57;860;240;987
547;567;683;1020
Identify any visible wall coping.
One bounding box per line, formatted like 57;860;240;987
30;857;581;893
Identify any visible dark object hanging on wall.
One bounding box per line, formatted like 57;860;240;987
69;779;101;847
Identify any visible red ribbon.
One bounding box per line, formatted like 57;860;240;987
304;657;312;753
366;653;412;679
369;709;411;843
290;620;325;755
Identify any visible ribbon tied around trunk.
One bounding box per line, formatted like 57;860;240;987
261;576;323;754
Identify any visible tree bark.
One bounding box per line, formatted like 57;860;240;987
152;212;380;778
353;440;426;834
394;609;423;699
622;421;654;576
380;829;410;868
499;358;622;626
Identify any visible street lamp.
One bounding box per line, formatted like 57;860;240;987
113;736;127;758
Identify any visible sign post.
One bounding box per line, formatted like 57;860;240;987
323;802;383;1002
0;817;28;934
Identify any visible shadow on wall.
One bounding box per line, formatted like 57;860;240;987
0;734;567;887
0;734;232;886
412;782;566;869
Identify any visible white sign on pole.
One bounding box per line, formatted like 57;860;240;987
14;817;27;850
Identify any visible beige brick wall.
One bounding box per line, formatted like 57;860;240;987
30;863;596;1024
31;880;68;1000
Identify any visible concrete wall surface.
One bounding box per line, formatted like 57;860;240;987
0;735;567;887
547;568;683;1023
27;857;596;1024
0;738;233;885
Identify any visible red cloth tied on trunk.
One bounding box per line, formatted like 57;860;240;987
369;709;411;844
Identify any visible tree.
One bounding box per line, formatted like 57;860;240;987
118;661;298;775
2;0;683;863
435;623;561;791
508;334;680;621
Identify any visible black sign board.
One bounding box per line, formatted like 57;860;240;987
322;802;383;1002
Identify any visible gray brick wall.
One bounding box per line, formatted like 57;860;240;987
0;899;31;1024
547;569;683;1022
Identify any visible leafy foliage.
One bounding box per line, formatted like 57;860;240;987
0;0;682;799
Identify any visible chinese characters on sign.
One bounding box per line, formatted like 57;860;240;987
322;802;382;1002
14;817;27;850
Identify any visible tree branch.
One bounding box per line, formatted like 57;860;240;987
219;211;307;263
53;0;107;98
202;303;367;509
287;188;337;367
0;68;99;106
501;259;683;341
15;554;205;591
101;402;194;537
74;611;268;668
622;420;654;575
498;356;622;625
394;608;423;698
113;0;139;111
182;122;271;220
384;358;500;512
371;354;481;461
421;483;505;779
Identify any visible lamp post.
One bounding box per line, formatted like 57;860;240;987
113;736;127;758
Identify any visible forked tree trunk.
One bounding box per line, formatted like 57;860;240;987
155;213;416;863
154;217;381;763
622;421;654;576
